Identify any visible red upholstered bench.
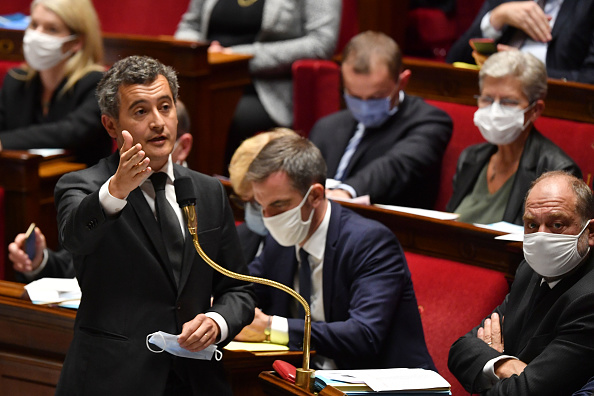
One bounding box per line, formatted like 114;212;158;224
406;251;509;396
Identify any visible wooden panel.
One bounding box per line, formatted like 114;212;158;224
403;57;594;123
355;0;410;49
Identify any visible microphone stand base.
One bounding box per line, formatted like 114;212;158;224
295;368;315;392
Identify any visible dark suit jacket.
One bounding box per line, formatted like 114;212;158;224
15;248;75;283
236;222;265;264
249;200;435;371
0;69;112;166
54;153;255;396
446;129;581;225
448;255;594;395
445;0;594;84
309;94;452;209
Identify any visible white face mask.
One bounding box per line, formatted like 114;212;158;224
146;331;222;361
23;29;77;71
523;222;591;278
473;102;533;145
262;186;314;247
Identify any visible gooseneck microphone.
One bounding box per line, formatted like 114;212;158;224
174;177;315;391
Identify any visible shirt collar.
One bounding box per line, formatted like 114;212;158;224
299;200;331;261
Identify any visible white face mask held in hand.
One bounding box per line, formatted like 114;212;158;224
523;222;591;278
23;29;77;71
146;331;222;361
262;186;314;247
473;102;534;145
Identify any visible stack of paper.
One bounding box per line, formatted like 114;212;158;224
24;278;81;309
315;368;451;395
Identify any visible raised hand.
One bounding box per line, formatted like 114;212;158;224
109;130;152;199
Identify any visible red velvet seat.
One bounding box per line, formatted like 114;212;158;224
406;251;509;396
404;0;485;61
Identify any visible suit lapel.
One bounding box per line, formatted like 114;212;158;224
174;166;198;296
321;201;340;320
127;188;178;287
551;0;574;38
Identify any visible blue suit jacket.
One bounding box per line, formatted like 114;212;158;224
249;200;435;370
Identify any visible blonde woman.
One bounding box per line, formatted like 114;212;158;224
0;0;111;165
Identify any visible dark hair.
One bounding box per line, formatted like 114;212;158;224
342;31;402;80
96;55;179;119
526;171;594;224
246;135;327;195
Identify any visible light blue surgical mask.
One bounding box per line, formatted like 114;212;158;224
344;90;397;128
245;201;268;237
146;331;222;361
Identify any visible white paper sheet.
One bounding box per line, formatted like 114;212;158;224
25;277;81;308
374;204;460;221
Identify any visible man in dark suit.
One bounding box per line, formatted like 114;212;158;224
234;134;435;371
309;31;452;209
54;56;255;396
448;171;594;395
446;0;594;84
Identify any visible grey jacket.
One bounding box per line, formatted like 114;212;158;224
175;0;341;126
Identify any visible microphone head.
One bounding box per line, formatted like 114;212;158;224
174;177;196;207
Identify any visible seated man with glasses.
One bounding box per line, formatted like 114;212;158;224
446;50;581;225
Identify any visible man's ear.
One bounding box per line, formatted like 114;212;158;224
172;133;193;164
310;183;326;208
397;69;412;91
102;115;118;140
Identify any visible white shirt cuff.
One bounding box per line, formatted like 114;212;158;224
99;176;128;216
334;183;357;198
483;355;518;383
205;311;229;343
270;315;289;345
22;248;49;280
481;11;503;40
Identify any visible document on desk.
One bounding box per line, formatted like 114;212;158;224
28;148;67;157
374;204;460;221
473;221;524;242
25;277;81;309
223;341;289;352
316;368;451;394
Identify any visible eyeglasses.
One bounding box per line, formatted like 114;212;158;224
475;95;523;109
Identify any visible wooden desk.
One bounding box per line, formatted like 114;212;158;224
0;152;85;281
0;280;304;396
403;57;594;123
0;28;252;176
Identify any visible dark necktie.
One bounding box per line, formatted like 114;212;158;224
150;172;184;286
534;280;550;306
298;248;311;318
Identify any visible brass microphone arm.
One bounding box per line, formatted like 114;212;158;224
182;205;315;391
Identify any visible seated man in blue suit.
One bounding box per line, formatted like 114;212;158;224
235;134;435;371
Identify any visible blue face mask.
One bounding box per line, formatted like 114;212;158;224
244;201;268;237
344;91;396;128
